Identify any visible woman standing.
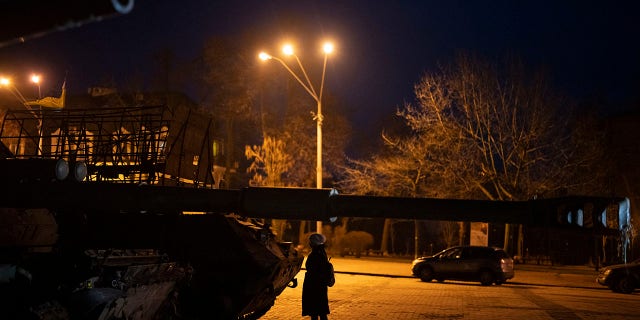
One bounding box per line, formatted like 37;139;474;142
302;233;332;320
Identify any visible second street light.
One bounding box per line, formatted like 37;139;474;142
31;74;42;99
260;42;334;234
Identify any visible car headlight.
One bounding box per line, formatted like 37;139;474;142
602;269;612;276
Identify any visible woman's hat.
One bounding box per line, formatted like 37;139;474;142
309;233;326;246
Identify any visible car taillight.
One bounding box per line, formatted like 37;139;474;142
500;258;514;272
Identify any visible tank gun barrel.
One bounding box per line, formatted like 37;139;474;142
240;187;534;224
0;182;240;213
0;184;625;229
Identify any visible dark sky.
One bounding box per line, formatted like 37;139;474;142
1;0;639;134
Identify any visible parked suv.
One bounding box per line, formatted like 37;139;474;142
597;259;640;293
411;246;514;286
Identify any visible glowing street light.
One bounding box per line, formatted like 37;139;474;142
259;41;334;234
323;42;334;54
282;44;294;56
258;52;271;61
30;74;42;98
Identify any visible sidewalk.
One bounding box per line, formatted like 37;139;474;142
263;256;624;320
320;256;415;278
513;262;598;275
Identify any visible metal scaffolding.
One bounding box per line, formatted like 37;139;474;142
0;106;169;184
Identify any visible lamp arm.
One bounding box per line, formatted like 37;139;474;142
272;56;318;101
318;53;329;106
294;54;318;98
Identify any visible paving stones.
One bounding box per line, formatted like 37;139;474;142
261;257;637;320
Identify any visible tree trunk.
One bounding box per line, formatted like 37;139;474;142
298;220;307;246
341;217;349;231
517;224;524;258
271;219;287;242
390;219;397;255
503;223;511;252
223;117;234;188
414;220;419;259
381;218;391;255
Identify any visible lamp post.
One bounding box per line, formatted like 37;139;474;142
260;42;334;234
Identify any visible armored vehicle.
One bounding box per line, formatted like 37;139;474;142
0;105;629;319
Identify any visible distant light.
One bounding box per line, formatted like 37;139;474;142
30;74;41;84
282;44;294;56
258;52;272;61
323;42;334;54
0;77;10;86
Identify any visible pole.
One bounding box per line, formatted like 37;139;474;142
316;99;323;234
315;51;329;235
260;48;330;235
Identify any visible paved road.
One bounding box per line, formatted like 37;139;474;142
261;257;639;319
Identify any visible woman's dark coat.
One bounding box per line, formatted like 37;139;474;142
302;245;331;316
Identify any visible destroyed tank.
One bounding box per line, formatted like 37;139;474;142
0;106;310;319
0;106;629;319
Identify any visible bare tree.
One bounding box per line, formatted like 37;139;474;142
408;55;607;252
341;54;608;255
440;221;459;249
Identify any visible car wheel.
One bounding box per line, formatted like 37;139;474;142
617;276;635;294
479;270;494;286
419;267;434;282
609;283;621;293
436;278;445;283
495;280;503;285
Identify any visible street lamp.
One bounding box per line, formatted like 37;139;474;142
1;75;43;155
260;42;334;234
30;74;41;98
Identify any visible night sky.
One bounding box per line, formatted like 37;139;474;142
1;0;639;139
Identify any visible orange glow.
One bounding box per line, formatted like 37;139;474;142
323;42;334;54
258;52;271;60
282;44;294;56
30;74;41;84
